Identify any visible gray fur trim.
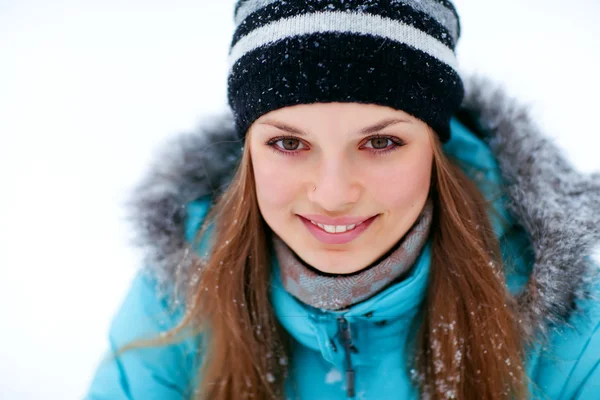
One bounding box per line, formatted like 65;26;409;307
461;75;600;340
123;74;600;338
122;111;243;308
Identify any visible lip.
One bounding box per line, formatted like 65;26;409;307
299;214;373;225
299;214;379;245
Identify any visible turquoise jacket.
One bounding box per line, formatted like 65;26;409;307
86;78;600;399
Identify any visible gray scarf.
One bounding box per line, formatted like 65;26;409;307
272;198;434;310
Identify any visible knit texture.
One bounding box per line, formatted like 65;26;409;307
271;197;434;310
227;0;464;142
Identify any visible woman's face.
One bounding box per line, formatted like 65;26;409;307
248;102;434;274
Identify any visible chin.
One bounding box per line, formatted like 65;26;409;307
306;252;362;275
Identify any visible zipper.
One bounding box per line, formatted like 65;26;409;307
337;316;356;398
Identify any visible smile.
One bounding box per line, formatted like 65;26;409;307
299;214;379;245
307;219;366;234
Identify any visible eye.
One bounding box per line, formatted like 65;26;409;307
366;137;391;150
265;134;404;157
278;137;302;151
265;135;307;155
362;135;405;154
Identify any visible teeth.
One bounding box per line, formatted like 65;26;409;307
335;226;347;233
324;225;336;233
310;221;360;234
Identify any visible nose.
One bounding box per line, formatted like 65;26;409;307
309;156;360;212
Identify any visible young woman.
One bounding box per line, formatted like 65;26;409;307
86;1;600;399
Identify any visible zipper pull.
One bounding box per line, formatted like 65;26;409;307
337;317;356;398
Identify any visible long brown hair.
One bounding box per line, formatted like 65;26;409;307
115;126;530;399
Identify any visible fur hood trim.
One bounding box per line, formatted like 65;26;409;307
124;75;600;340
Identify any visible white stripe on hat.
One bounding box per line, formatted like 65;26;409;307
234;0;459;44
228;11;458;73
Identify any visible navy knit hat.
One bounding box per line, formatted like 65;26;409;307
227;0;464;143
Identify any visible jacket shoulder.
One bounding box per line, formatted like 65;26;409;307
528;262;600;399
86;270;202;399
86;194;217;399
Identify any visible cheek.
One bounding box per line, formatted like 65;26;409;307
371;154;432;207
252;157;300;209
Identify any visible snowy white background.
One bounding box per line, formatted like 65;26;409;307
1;0;599;398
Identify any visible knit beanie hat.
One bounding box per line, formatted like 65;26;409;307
227;0;464;143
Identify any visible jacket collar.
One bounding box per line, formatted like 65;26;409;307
125;74;600;341
269;237;433;355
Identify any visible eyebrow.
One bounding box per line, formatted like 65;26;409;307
256;117;412;137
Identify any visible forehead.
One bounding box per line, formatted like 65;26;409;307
251;102;423;134
256;102;413;121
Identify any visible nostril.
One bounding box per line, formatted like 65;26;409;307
375;319;388;326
